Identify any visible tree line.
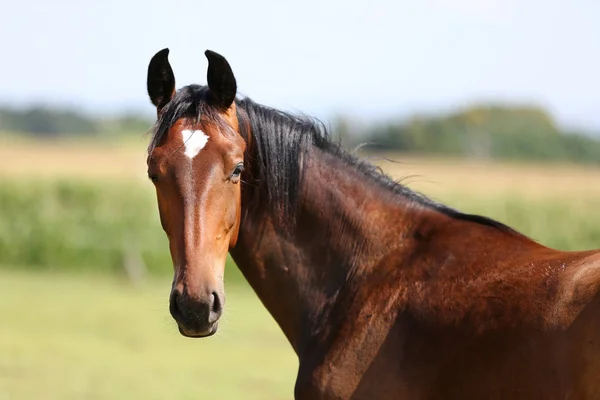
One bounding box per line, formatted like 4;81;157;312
0;105;151;138
337;104;600;165
2;103;599;164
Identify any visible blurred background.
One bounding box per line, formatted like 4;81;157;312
1;0;599;399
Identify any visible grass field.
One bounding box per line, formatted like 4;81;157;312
0;269;297;400
2;136;600;399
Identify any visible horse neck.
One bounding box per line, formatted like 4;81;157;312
229;146;418;354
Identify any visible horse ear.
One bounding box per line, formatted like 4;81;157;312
147;48;176;112
205;50;237;110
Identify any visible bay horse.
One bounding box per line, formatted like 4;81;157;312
145;48;600;399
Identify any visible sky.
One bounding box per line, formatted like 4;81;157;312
0;0;598;131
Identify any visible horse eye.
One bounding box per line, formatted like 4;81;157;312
148;174;159;183
230;163;244;181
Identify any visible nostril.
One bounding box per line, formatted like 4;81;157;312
211;291;222;315
169;290;182;319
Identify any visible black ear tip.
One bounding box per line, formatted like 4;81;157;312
204;49;236;108
205;49;226;62
151;48;170;62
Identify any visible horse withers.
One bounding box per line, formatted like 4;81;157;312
145;48;600;399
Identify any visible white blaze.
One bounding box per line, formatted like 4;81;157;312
181;129;209;158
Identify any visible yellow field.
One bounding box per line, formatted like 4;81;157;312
370;153;600;199
0;135;150;182
3;136;600;200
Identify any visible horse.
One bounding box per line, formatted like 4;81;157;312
144;48;600;399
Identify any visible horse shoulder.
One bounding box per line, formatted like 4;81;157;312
553;250;600;328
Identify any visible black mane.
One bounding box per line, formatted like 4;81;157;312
148;85;523;237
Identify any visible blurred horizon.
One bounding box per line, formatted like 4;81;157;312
0;0;599;133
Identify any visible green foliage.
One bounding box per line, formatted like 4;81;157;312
0;105;153;138
347;104;600;164
440;194;600;252
1;178;599;277
0;179;243;280
0;107;99;137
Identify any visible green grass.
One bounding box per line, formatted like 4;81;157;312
0;269;298;400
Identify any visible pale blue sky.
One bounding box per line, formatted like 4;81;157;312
0;0;598;131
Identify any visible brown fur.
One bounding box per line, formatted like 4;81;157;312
146;49;600;399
